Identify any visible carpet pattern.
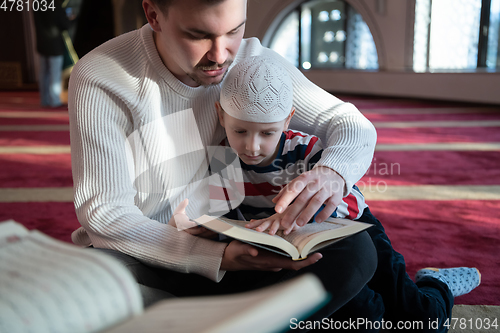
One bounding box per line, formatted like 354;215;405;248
347;95;500;306
0;91;499;307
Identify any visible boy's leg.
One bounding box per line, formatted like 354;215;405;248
353;208;453;332
288;231;377;320
328;284;385;332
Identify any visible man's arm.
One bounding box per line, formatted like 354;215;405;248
68;58;230;282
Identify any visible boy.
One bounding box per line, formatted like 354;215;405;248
214;55;366;235
209;55;480;331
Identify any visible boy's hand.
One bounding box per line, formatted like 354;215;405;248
272;166;345;229
168;198;189;227
169;199;218;238
244;213;300;235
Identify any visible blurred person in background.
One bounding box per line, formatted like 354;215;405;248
33;0;71;108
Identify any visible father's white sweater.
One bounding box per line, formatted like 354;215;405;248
68;24;376;282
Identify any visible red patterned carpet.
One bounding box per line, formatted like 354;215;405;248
1;91;499;306
349;95;500;306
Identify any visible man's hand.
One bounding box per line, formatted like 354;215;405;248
244;213;300;235
169;199;218;238
272;166;345;229
220;240;322;271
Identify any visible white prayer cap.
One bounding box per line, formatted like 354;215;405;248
220;55;293;123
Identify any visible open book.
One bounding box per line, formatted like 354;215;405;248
0;220;328;333
195;215;372;260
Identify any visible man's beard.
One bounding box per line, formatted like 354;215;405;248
188;60;233;87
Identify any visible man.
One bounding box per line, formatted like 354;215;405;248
68;0;377;316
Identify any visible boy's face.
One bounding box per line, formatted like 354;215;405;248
217;105;294;166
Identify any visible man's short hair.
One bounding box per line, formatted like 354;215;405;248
150;0;172;11
151;0;226;12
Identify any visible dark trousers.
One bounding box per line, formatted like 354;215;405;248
329;208;454;332
92;230;377;322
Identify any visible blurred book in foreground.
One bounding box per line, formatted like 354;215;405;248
0;220;329;333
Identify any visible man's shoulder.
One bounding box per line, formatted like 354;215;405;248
68;26;160;106
72;28;147;81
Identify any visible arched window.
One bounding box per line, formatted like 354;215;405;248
267;0;379;70
413;0;500;71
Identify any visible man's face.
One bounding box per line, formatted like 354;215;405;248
152;0;246;87
220;112;288;167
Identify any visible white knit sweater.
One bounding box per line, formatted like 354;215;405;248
68;24;376;282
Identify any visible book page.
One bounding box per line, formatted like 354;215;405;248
217;216;254;229
278;220;348;248
0;219;29;241
105;274;327;333
195;215;300;258
285;219;371;258
216;217;338;244
0;222;143;333
106;288;270;333
219;217;350;249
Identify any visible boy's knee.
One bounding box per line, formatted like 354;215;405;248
337;231;377;285
357;231;378;281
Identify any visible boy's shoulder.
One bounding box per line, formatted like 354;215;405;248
281;130;323;163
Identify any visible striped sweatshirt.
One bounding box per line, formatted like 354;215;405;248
68;24;376;282
211;130;367;220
